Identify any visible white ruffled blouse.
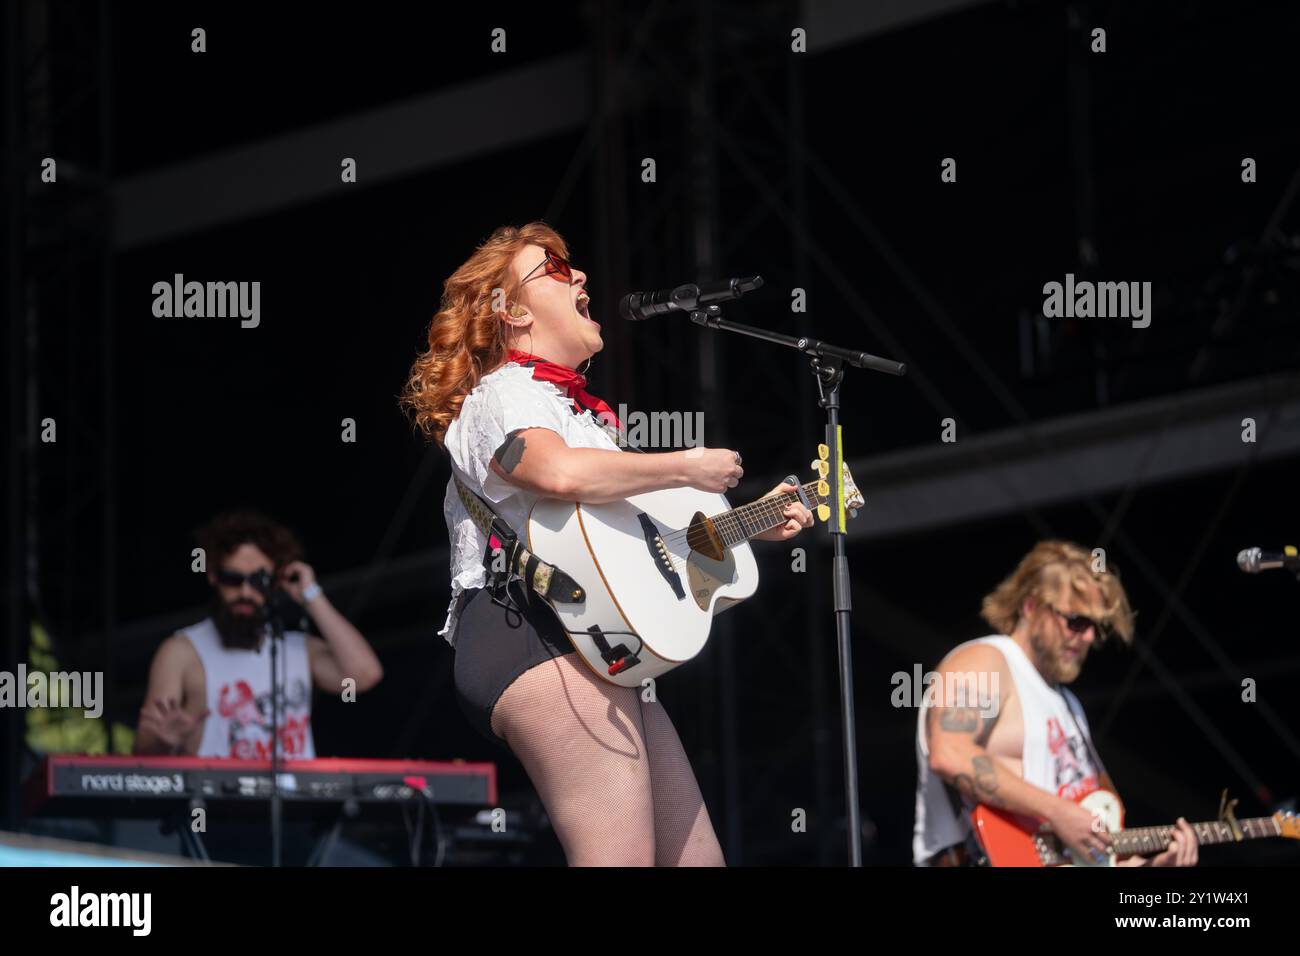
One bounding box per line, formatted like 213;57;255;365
438;362;623;646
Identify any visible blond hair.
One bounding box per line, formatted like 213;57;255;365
980;540;1134;645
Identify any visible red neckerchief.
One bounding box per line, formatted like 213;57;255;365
507;349;622;429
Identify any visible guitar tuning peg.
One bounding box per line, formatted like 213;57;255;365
817;479;830;497
816;504;830;522
849;508;858;519
817;443;829;461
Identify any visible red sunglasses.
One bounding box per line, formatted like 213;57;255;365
521;249;574;284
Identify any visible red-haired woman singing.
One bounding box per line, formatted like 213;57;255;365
402;223;812;865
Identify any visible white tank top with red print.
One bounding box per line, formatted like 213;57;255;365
913;635;1104;864
182;617;316;760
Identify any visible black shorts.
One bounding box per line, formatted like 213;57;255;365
451;580;575;747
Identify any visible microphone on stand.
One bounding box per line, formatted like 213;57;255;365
1236;546;1300;574
619;276;763;321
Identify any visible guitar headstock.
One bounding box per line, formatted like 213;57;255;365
810;443;865;522
1274;809;1300;840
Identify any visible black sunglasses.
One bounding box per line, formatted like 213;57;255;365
215;568;275;594
1046;603;1109;637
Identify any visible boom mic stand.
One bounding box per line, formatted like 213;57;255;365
685;277;906;866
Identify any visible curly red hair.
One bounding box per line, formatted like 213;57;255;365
400;222;571;446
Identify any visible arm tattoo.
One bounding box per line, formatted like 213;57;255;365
492;430;527;473
971;755;1003;806
951;756;1006;808
934;704;1001;746
928;688;1008;809
938;707;980;733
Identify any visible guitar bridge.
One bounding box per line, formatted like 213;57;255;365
637;513;685;600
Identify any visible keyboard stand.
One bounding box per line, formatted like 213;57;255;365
164;800;211;863
304;800;355;867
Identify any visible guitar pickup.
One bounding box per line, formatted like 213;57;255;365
637;513;685;600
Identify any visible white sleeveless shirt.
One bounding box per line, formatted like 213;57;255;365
438;362;623;646
182;617;316;760
912;635;1104;864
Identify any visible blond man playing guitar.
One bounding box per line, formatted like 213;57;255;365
913;540;1198;867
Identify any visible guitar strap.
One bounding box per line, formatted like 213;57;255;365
449;413;640;611
451;469;586;608
1061;688;1107;780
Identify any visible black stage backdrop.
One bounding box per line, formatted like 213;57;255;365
4;0;1299;871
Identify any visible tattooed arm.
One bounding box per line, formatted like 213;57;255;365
487;427;689;504
924;644;1057;821
925;643;1112;861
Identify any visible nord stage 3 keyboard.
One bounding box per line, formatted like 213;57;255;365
25;755;498;819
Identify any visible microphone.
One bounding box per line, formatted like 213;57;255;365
619;276;763;321
1236;546;1300;573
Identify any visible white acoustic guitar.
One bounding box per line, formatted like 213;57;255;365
523;444;865;686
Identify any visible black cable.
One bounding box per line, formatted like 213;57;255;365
372;777;446;867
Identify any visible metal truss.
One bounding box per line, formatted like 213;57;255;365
4;0;116;828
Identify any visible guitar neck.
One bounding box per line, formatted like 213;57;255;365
710;480;828;546
1112;816;1281;857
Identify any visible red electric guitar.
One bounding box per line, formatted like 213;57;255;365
971;787;1300;867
